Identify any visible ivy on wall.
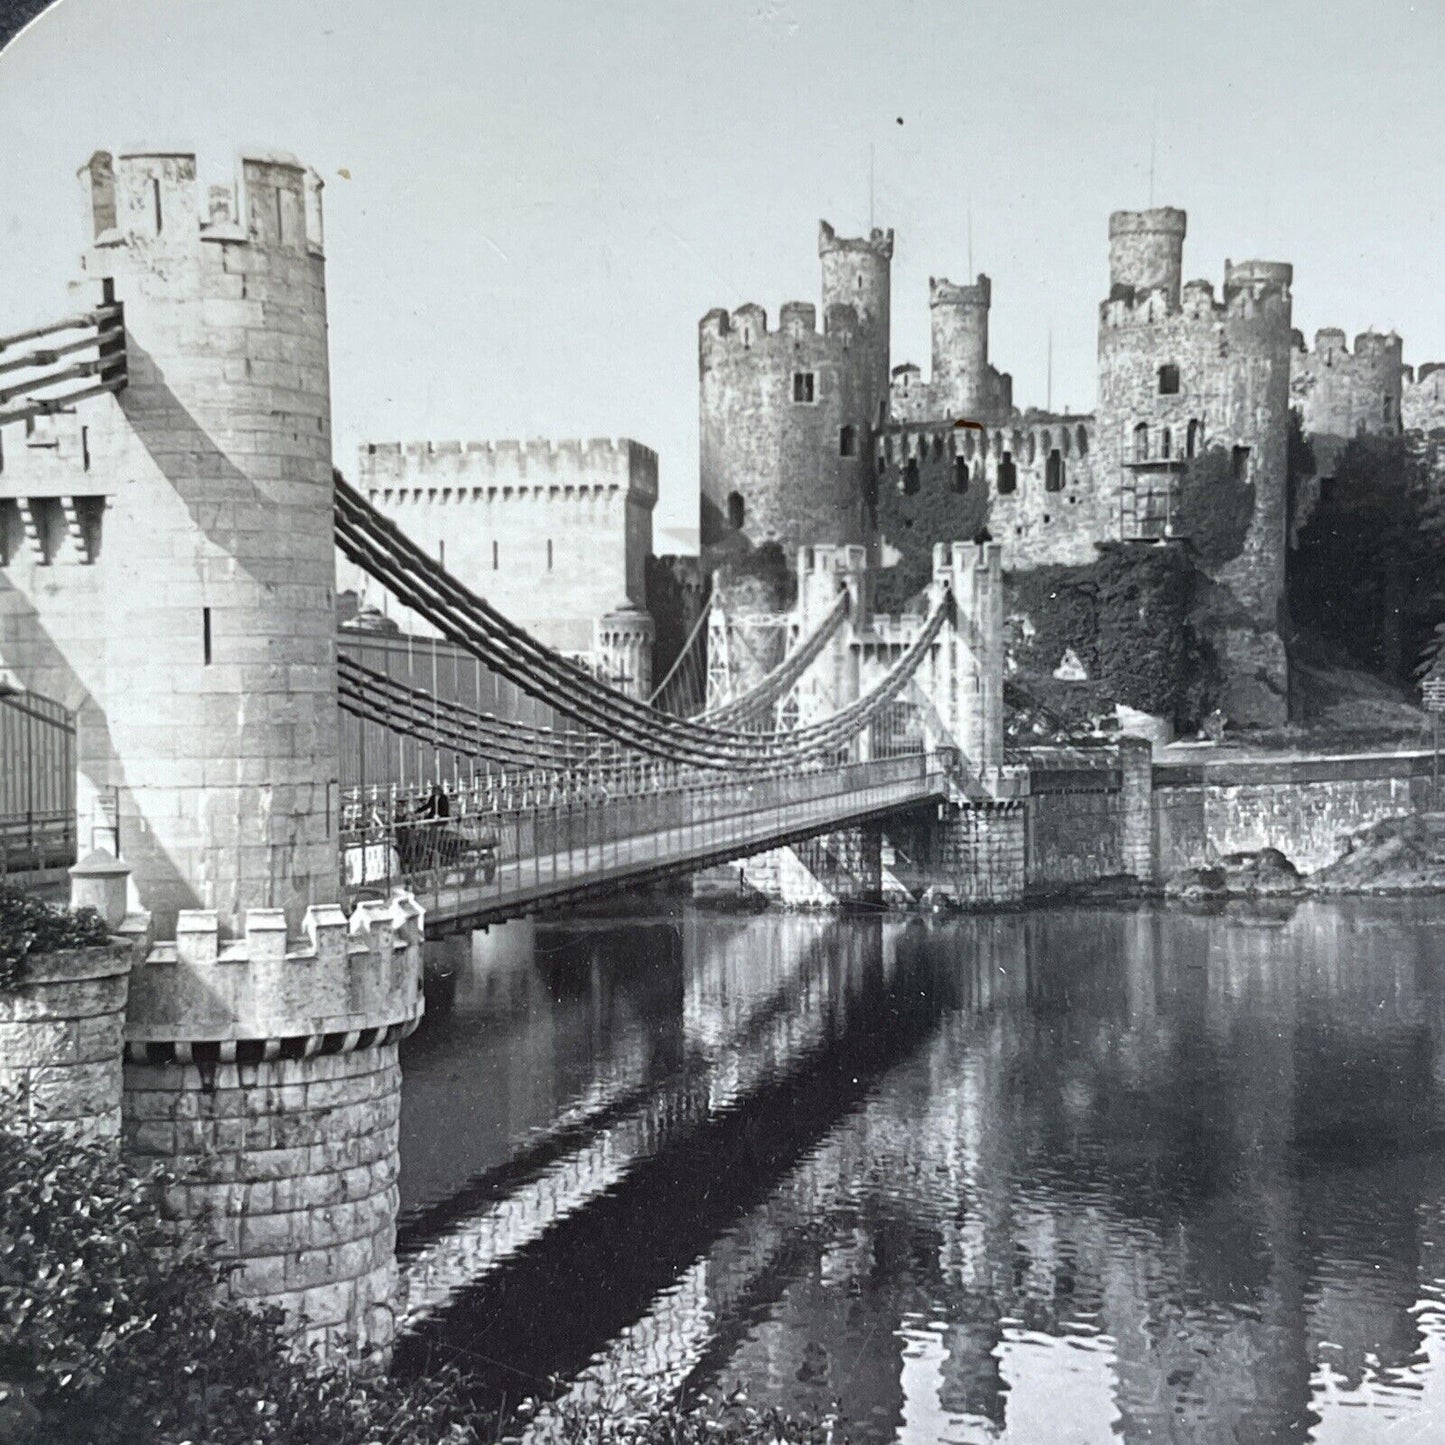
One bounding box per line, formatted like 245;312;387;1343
873;454;990;613
1007;543;1221;724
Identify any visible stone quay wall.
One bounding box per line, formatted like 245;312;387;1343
1152;750;1439;876
1020;738;1154;889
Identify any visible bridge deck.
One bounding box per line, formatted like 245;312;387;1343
370;754;949;935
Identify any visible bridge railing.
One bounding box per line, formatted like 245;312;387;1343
339;749;953;917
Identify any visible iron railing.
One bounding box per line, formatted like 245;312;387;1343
340;748;953;926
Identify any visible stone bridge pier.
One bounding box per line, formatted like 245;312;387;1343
0;147;421;1357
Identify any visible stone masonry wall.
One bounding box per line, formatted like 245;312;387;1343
875;414;1106;572
700;301;872;564
356;438;657;657
0;941;138;1140
1153;752;1438;876
124;1046;402;1356
1021;739;1154;889
0;149;339;939
1289;329;1403;471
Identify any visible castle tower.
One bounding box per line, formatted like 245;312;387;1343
1290;327;1404;475
1108;207;1187;304
929;275;992;418
1;148;339;939
0;149;423;1359
819;220;894;428
1096;211;1294;724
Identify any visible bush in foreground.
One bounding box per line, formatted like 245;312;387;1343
0;881;110;990
0;1123;838;1444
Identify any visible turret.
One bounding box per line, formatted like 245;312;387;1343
929;274;992;418
1108;208;1187;307
819;219;893;423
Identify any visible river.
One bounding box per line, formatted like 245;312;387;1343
392;899;1445;1443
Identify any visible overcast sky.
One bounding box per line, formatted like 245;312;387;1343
2;0;1442;544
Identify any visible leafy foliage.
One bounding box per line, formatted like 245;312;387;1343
1174;443;1255;567
874;454;990;613
1007;544;1221;724
0;1124;842;1445
0;882;110;991
1290;432;1445;686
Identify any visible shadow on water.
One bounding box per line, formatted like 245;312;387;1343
394;917;955;1403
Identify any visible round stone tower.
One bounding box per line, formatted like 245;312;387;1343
819;220;894;428
75;149;339;938
1108;207;1187;304
929;274;991;418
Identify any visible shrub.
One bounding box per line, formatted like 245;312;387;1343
0;1123;842;1445
0;882;110;991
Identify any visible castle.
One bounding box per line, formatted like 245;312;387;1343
700;208;1444;727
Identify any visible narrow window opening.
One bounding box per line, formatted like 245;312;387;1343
953;456;969;493
546;538;554;570
150;176;163;234
1133;423;1150;461
902;458;919;495
80;426;90;472
727;490;745;530
998;452;1017;494
1158;363;1180;395
792;371;816;404
203;607;212;665
839;425;857;457
1045;448;1064;492
1231;445;1250;483
492;539;500;569
742;328;751;349
1186;419;1200;458
275;187;286;243
1160;428;1172;460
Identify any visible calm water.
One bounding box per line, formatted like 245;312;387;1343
394;900;1445;1444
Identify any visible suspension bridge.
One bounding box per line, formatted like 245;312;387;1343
333;475;1006;933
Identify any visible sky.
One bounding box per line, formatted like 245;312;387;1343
2;0;1443;547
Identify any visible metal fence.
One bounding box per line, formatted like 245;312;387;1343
340;748;952;927
0;688;76;876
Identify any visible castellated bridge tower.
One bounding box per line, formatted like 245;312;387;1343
1;148;339;939
0;149;423;1358
929;274;992;418
1096;207;1295;725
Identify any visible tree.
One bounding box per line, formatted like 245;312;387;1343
1290;433;1445;685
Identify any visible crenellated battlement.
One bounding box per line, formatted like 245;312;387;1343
124;893;425;1055
818;219;895;260
798;542;869;575
699;301;863;343
933;539;1001;578
359;436;658;503
1101;259;1292;331
80;148;324;257
930;274;991;309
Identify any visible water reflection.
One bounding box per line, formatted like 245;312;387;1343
395;900;1445;1443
